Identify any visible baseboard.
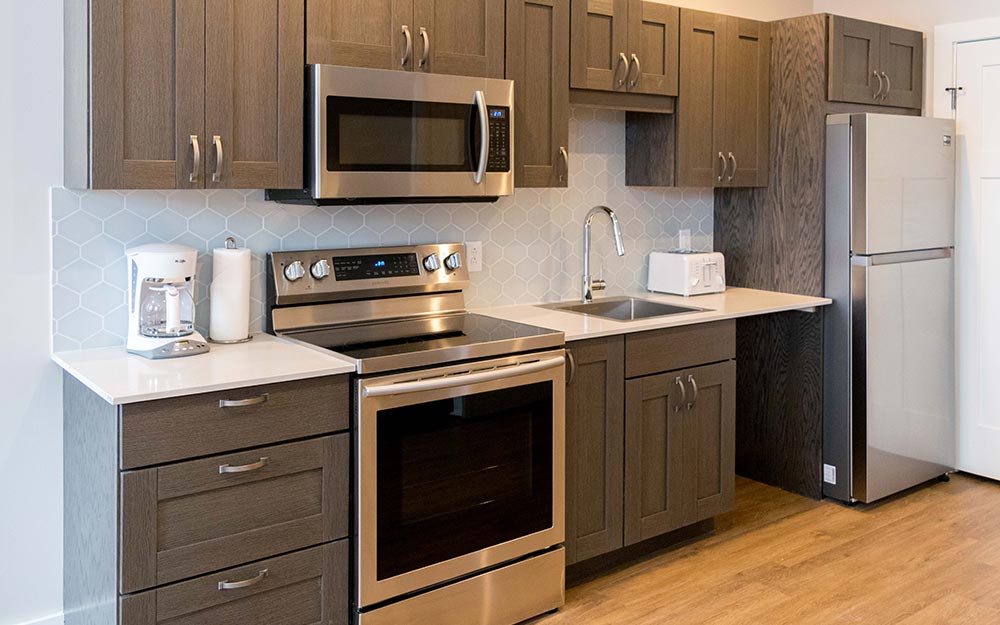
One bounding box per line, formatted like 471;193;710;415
11;613;63;625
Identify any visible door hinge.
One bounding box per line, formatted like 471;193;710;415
945;86;964;111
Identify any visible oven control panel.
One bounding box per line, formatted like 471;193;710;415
486;107;510;173
332;253;421;281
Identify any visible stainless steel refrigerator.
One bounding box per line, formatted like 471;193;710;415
824;113;956;504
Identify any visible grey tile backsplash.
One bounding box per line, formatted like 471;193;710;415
51;108;713;350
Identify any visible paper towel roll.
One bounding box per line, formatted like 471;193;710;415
209;242;252;342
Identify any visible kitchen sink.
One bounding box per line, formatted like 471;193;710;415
539;297;708;321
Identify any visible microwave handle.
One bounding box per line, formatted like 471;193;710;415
363;356;565;398
473;90;489;184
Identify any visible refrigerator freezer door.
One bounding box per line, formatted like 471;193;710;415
852;114;956;255
852;251;955;502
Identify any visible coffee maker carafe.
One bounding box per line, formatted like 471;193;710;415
126;244;209;359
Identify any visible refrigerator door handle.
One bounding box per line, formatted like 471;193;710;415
851;248;953;267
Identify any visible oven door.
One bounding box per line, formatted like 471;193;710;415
312;64;513;200
356;350;565;609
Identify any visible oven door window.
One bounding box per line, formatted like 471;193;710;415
327;96;480;172
376;381;554;581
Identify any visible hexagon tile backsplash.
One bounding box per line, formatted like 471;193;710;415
50;108;713;351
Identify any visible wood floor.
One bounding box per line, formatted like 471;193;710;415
535;474;1000;625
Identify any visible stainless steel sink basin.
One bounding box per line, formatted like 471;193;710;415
539;297;708;321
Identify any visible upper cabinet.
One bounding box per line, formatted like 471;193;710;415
828;15;923;109
65;0;304;191
306;0;505;78
570;0;679;97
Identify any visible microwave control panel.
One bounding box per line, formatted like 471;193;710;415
486;107;511;173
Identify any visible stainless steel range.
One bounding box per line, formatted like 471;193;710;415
266;243;566;625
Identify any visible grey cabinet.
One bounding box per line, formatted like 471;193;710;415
307;0;505;78
65;0;303;190
506;0;570;188
828;15;923;109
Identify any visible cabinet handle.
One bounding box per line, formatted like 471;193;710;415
218;393;269;408
559;146;569;183
675;376;687;412
873;70;884;100
717;152;728;182
218;569;268;591
617;52;630;88
419;27;430;68
219;456;269;475
189;135;200;183
727;152;737;182
401;25;413;67
628;53;641;89
687;374;699;409
566;348;577;386
212;135;223;183
881;71;891;100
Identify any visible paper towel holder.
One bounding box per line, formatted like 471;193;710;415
208;237;254;345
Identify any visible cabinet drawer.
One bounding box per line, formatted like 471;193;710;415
121;435;349;593
625;320;735;378
120;376;348;469
120;541;348;625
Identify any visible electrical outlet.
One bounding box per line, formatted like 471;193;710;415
678;229;692;251
823;464;837;485
466;241;483;272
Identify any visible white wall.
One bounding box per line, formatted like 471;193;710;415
813;0;1000;31
0;1;64;625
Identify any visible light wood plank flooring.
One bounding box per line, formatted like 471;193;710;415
535;474;1000;624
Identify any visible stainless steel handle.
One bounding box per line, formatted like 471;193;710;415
364;356;565;398
687;374;699;409
473;90;488;184
728;152;737;182
628;53;641;89
419;27;430;68
617;52;630;88
566;348;577;386
675;377;687;412
873;70;884;100
219;456;269;475
212;135;223;183
881;71;891;100
189;135;200;183
559;146;569;183
401;25;413;67
218;393;269;408
218;569;268;591
717;152;728;182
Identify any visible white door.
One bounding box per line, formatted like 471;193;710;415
956;39;1000;480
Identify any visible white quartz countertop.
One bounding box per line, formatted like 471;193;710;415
52;333;357;405
473;287;832;342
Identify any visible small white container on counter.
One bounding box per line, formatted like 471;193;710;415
209;238;252;343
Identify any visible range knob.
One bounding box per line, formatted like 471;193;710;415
423;253;441;272
311;259;331;280
284;260;306;282
444;252;462;271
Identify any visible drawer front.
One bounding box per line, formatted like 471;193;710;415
121;435;349;594
120;541;348;625
121;376;349;469
625;320;735;378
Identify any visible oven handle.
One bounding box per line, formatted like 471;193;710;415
363;355;565;398
473;90;489;185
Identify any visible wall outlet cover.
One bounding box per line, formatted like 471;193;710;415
823;464;837;485
466;241;483;273
678;229;692;251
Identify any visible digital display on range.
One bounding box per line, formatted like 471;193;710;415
333;253;420;280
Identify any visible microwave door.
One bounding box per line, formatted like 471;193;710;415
472;90;488;184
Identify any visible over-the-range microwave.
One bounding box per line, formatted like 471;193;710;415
271;65;514;205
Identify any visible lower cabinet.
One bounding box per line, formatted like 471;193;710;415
565;322;737;565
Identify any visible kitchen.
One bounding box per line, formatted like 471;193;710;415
4;1;1000;625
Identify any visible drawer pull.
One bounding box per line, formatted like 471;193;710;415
219;456;269;475
219;393;269;408
218;568;268;591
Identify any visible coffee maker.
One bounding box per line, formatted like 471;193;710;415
126;243;210;359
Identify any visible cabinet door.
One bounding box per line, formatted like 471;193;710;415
624;372;688;545
205;0;303;189
626;1;678;96
565;338;625;565
507;0;570;188
723;17;770;187
675;9;727;187
570;0;629;92
90;0;204;189
684;361;736;522
828;15;881;105
413;0;505;78
306;0;413;70
880;25;923;110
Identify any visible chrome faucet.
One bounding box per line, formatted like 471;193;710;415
582;206;626;303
